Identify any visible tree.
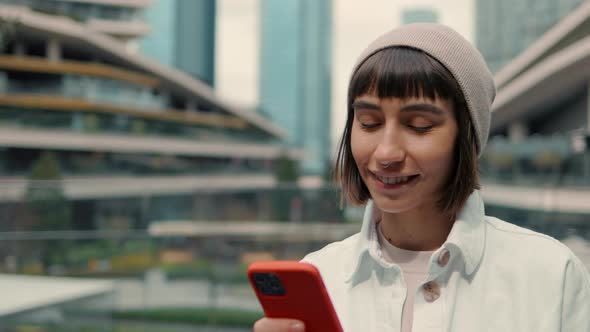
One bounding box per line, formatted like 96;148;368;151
274;153;300;184
25;151;72;271
273;153;301;221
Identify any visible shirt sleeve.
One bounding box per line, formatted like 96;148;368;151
560;254;590;331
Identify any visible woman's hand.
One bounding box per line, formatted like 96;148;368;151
253;318;305;332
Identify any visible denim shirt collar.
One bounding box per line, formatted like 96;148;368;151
345;190;486;282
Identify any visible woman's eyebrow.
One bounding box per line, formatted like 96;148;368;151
352;100;381;110
400;103;445;115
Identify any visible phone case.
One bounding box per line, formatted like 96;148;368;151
248;261;343;332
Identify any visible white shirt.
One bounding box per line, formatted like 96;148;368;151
302;191;590;332
377;225;433;332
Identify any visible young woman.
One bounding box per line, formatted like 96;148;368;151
254;23;590;332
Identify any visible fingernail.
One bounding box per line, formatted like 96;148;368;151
289;321;304;332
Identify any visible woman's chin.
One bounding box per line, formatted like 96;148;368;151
372;196;420;214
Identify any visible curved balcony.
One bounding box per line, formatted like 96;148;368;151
0;56;159;87
481;133;590;215
481;134;590;187
0;174;278;202
85;18;150;38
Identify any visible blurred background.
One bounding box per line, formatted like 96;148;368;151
0;0;589;330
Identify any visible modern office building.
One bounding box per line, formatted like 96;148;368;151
141;0;216;86
0;0;152;52
401;8;438;25
476;0;584;73
259;0;332;176
0;3;303;230
478;2;590;240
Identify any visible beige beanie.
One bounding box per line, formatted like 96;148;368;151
351;23;496;156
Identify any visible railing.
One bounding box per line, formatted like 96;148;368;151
0;106;275;144
3;76;167;110
481;133;590;187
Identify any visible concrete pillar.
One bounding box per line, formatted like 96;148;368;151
508;121;528;142
47;37;61;62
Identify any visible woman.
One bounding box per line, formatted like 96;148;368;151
254;23;590;332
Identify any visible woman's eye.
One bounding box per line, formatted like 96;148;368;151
360;122;380;129
408;125;433;133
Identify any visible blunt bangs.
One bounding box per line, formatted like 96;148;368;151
348;46;460;105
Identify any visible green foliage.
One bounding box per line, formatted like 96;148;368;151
16;306;264;330
26;151;71;231
162;261;249;284
29;151;62;181
275;153;300;183
25;152;72;270
113;307;264;327
83;114;100;132
62;240;159;277
160;260;213;280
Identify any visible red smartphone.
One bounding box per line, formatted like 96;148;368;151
248;261;343;332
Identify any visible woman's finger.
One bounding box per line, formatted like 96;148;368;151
253;317;305;332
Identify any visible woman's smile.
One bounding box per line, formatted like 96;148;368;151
369;171;421;192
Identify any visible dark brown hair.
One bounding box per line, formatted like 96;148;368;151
334;46;479;217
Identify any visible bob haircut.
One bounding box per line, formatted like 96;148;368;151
334;46;479;218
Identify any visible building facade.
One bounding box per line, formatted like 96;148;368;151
479;3;590;243
401;8;439;25
476;0;584;73
259;0;332;176
0;2;304;230
0;0;152;52
141;0;216;86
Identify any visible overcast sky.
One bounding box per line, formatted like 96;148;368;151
215;0;474;150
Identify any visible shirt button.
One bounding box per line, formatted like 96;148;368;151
423;281;441;302
437;248;450;267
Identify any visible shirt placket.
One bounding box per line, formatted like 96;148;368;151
375;265;405;331
411;247;451;332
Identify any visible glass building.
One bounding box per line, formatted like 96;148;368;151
141;0;216;86
259;0;332;176
476;0;584;73
401;8;439;25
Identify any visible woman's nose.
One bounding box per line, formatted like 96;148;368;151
374;133;406;166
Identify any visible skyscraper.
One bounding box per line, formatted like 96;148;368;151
142;0;216;86
476;0;583;73
401;8;439;25
259;0;332;176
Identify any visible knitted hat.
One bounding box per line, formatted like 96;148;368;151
351;23;496;157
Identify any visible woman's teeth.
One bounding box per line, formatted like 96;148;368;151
377;175;413;185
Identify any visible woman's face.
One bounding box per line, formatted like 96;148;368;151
351;92;458;214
